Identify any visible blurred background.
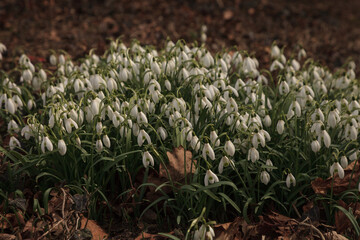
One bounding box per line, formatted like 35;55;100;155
1;0;360;70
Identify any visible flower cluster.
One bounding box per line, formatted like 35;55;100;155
1;39;359;195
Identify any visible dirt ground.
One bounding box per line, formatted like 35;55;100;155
1;0;360;71
1;0;360;238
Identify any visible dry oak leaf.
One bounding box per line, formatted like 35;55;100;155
311;160;360;195
81;217;108;240
214;217;252;240
159;146;196;183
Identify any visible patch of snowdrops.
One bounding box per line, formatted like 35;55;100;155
1;39;360;220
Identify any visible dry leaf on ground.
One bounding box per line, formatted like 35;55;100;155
311;160;360;195
81;217;108;240
160;146;196;183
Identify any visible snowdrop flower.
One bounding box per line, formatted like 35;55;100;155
50;54;57;65
210;131;220;147
286;173;296;188
95;139;103;152
202;143;215;161
218;156;234;174
224;140;235;156
271;45;281;58
190;135;201;152
204;169;219;186
252;131;266;148
278;81;289;95
340;156;348;168
107;78;118;92
27;99;35;110
164;79;171;91
349;150;358;161
22;69;33;83
298;48;307;60
96;121;103;134
194;224;215;240
65;118;78;134
318;129;331;148
270;60;284;71
137;111;148;125
137;129;151;146
311;108;325;122
247;147;259;163
102;135;111;148
7;120;19;133
41;136;53;153
157;127;168;141
328;108;340;128
58;139;67;156
260;171;270;185
330;162;344;179
142;151;154;168
311;140;321;153
6;98;16;114
263;115;272;127
276;120;285;135
9;136;21;150
266;159;273;171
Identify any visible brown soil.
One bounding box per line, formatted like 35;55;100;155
1;0;360;71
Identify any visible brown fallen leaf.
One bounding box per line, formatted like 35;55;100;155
311;160;360;195
335;200;360;234
160;146;196;183
323;231;348;240
214;217;244;240
81;217;108;240
0;234;16;240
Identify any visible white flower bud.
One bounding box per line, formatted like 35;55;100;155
27;99;35;110
58;139;67;156
311;140;321;153
102;135;111;148
340;156;348;169
260;171;270;185
263;115;272;127
96;122;103;134
157;127;168;141
210;131;220;147
286;173;296;188
6;98;16;114
224;140;235;156
22;69;33;83
50;54;57;65
190;135;200;152
266;159;273;171
247;147;259;163
202;143;215;161
164;79;171;91
276;120;285;135
95;139;103;152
